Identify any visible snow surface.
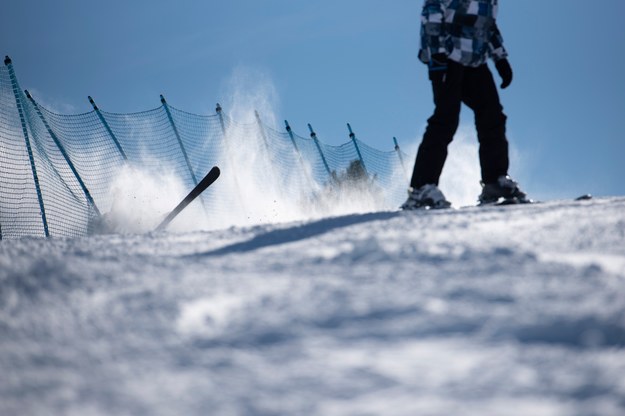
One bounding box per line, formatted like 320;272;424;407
1;197;625;415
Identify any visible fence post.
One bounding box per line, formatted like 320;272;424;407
216;103;246;212
216;103;227;136
307;123;332;178
161;94;198;186
393;137;409;180
254;110;280;174
254;110;272;156
284;120;302;155
88;96;127;160
346;123;367;174
4;56;49;237
25;90;101;217
285;120;317;190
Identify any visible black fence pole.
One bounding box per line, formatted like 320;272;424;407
347;123;367;174
307;123;332;178
393;137;409;181
161;94;198;186
26;90;101;217
88;95;127;161
5;56;49;237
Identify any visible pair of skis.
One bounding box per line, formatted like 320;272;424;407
406;193;594;212
155;166;221;232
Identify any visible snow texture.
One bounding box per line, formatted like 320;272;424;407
1;197;625;416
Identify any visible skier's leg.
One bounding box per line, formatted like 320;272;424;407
409;62;464;188
462;65;509;184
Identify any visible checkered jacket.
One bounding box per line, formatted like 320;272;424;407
419;0;507;67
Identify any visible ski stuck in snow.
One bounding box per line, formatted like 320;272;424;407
155;166;221;232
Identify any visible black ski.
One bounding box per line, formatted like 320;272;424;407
575;194;593;201
155;166;220;231
489;194;593;206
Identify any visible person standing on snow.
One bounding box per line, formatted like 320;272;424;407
402;0;529;209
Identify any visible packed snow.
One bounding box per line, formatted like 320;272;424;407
1;196;625;415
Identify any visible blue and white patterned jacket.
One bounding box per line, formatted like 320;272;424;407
419;0;507;67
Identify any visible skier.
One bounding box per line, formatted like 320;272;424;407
402;0;529;209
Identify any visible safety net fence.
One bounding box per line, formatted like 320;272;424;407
0;57;411;239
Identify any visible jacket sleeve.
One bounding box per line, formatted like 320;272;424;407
488;23;508;61
419;0;447;63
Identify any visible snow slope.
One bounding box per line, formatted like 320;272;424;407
1;197;625;415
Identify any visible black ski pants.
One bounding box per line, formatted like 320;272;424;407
410;61;509;189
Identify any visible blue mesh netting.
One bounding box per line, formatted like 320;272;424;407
0;61;411;239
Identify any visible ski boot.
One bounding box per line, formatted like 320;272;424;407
478;175;531;205
401;184;452;210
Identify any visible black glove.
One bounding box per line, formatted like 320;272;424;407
428;53;448;83
495;58;513;89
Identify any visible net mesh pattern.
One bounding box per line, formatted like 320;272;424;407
1;64;410;238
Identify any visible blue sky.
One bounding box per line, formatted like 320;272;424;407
2;0;624;200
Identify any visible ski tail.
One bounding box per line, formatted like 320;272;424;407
155;166;220;232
